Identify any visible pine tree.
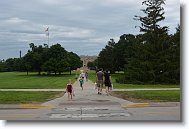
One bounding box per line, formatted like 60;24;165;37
131;0;170;83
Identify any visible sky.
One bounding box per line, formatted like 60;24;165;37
0;0;180;60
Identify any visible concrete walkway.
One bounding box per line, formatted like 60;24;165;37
41;79;133;120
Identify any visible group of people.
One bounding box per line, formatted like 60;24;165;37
66;71;89;100
79;71;88;90
66;69;112;100
96;68;112;95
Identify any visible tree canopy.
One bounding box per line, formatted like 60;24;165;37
0;43;82;75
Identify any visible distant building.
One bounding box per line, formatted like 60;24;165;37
80;55;97;70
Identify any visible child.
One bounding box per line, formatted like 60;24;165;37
79;77;84;90
66;79;73;100
85;72;88;81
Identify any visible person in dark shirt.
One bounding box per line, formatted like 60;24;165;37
104;70;112;95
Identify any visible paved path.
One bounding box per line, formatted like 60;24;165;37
0;80;180;121
42;79;133;120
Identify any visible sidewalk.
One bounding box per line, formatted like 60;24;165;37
44;79;133;106
41;79;133;120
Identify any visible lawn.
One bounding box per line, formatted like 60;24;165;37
88;70;180;89
111;90;180;102
0;91;64;104
0;72;79;89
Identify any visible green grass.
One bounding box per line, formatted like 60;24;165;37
111;90;180;102
0;71;180;89
0;91;64;104
0;72;78;89
88;70;180;89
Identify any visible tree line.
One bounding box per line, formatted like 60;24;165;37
0;43;82;75
88;0;180;84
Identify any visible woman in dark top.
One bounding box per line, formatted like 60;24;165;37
104;70;112;95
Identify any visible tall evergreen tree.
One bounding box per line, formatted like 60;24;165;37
127;0;170;83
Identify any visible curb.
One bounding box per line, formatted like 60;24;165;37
0;104;54;109
19;104;54;109
121;102;180;108
122;103;150;108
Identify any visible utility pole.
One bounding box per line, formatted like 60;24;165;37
19;50;22;58
45;27;49;47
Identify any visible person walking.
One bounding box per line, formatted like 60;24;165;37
80;71;85;80
79;77;84;90
104;70;112;96
85;71;88;81
96;68;104;95
66;79;74;100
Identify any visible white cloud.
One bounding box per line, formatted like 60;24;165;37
5;17;27;24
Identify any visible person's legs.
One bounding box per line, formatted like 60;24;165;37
109;86;112;92
105;86;109;95
70;93;73;100
97;80;103;94
80;83;83;90
108;87;111;92
68;92;70;100
99;80;103;94
97;80;101;94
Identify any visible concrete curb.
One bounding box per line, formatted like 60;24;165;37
121;102;180;108
0;104;54;109
0;89;66;91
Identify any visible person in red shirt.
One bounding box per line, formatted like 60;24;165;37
66;79;73;100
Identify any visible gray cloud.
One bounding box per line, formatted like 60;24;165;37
0;0;180;59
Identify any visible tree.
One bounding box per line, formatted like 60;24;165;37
97;39;115;73
113;34;138;71
23;43;49;75
67;52;82;74
126;0;170;83
87;59;98;70
42;44;69;75
0;60;5;72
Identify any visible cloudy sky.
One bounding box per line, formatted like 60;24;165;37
0;0;180;59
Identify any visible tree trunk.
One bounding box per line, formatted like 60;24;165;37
38;71;41;75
